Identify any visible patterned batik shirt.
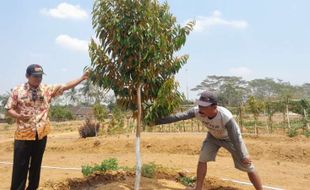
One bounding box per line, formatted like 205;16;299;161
5;83;64;140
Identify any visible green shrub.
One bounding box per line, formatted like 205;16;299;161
287;128;298;137
290;120;304;129
111;107;125;128
141;162;157;178
81;165;93;177
177;176;196;187
303;130;310;138
93;103;109;122
81;158;119;177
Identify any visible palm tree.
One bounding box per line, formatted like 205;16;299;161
65;88;78;105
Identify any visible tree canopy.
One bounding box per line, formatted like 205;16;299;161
88;0;194;123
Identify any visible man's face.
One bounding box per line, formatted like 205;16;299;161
198;105;217;117
27;75;42;88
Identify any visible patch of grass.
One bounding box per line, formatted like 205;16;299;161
141;162;157;178
81;158;119;177
107;125;128;135
243;120;264;128
177;176;196;187
290;121;304;129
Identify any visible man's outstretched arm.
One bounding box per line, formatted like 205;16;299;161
62;71;89;91
50;71;89;99
155;108;196;125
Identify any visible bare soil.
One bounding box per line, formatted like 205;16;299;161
1;121;310;190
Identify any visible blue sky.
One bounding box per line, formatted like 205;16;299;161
1;0;309;100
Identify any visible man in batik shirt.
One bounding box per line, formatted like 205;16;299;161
5;64;88;190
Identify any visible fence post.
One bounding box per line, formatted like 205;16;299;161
191;119;194;132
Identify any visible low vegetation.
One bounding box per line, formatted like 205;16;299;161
81;158;121;177
177;175;196;187
78;118;100;138
141;162;157;178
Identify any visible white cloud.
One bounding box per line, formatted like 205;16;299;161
55;34;88;53
193;10;248;32
41;2;88;20
229;67;252;78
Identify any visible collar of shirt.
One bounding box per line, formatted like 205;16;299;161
23;82;43;92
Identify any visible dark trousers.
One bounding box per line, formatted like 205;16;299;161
11;136;47;190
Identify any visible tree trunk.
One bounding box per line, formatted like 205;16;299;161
254;118;258;136
134;84;142;190
191;119;194;132
282;112;286;133
268;114;273;133
286;103;291;129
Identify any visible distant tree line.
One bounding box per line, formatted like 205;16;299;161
192;75;310;106
191;75;310;135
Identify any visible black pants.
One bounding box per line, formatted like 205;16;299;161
11;135;47;190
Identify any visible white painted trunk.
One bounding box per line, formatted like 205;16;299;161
134;136;142;190
134;84;142;190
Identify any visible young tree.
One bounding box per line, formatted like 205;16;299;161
300;99;310;131
88;0;194;189
264;101;279;133
246;96;264;135
93;103;109;123
277;81;297;129
291;99;310;131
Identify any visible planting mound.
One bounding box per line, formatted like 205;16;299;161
43;170;248;190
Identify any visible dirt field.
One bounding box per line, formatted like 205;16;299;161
1;121;310;190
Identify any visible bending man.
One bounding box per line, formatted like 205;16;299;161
155;91;263;190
